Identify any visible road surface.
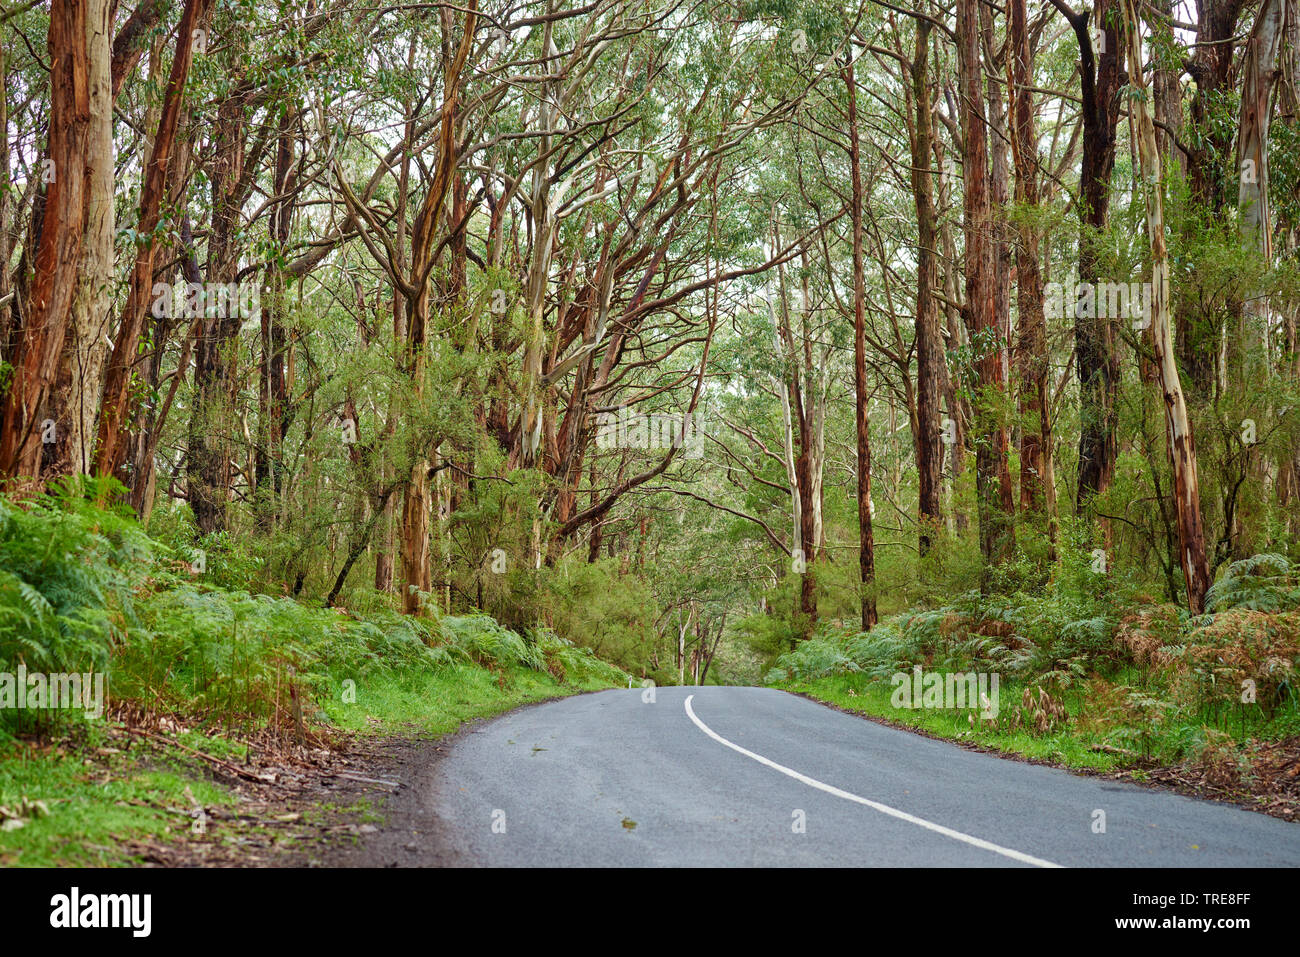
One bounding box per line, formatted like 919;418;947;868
427;686;1300;866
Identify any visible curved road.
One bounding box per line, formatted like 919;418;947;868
428;686;1300;867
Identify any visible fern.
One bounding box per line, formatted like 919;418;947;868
1205;553;1300;613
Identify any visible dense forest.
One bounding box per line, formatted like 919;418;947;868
4;0;1300;836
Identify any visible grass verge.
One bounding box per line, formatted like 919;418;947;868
778;673;1124;771
0;660;619;866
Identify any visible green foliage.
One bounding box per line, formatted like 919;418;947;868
0;489;623;738
122;585;624;730
732;609;799;666
767;560;1300;770
1204;554;1300;613
442;613;540;670
528;559;659;673
0;480;149;674
764;634;861;684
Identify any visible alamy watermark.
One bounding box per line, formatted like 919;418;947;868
1043;280;1152;328
151;281;261;320
890;665;1000;720
0;666;105;719
594;405;703;459
50;887;150;937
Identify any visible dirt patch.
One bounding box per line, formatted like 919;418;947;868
108;729;461;867
312;734;467;868
317;696;577;867
118;695;578;866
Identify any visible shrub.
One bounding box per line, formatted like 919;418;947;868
0;486;623;738
1205;554;1300;613
0;479;151;676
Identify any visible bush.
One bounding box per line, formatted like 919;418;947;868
0;486;623;738
1205;554;1300;613
0;479;150;676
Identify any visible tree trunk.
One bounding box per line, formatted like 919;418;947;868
0;0;99;482
1009;0;1054;548
935;144;970;533
256;110;297;529
1178;0;1247;395
57;0;114;479
958;0;1015;570
1123;0;1212;613
1151;0;1186;179
399;5;475;613
908;21;943;556
1236;0;1285;343
94;0;212;484
981;3;1013;394
846;57;878;629
1056;0;1121;517
187;92;248;535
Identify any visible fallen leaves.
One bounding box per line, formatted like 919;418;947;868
0;796;51;831
1134;735;1300;822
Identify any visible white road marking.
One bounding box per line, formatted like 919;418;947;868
684;693;1064;868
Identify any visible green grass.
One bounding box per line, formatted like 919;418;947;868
0;485;629;865
781;672;1125;772
312;798;383;825
0;652;621;866
318;663;617;735
0;739;232;866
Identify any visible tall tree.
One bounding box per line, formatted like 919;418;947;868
958;0;1015;569
845;53;878;629
0;0;106;482
1050;0;1121;519
94;0;214;484
1122;0;1212;612
907;20;944;556
1009;0;1055;541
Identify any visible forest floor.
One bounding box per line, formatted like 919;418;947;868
0;672;608;866
103;729;460;868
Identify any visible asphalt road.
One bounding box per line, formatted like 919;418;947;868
429;686;1300;867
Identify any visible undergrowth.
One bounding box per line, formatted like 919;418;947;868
0;479;625;742
767;552;1300;771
